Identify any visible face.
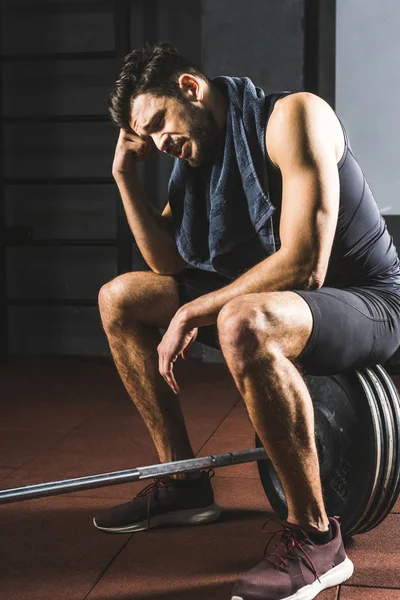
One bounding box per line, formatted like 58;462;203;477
130;91;219;167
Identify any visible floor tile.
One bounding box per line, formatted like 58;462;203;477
176;361;240;419
340;586;400;598
0;357;125;404
0;467;14;480
0;496;130;600
344;514;400;589
213;402;254;439
208;476;275;539
0;429;66;469
0;397;111;434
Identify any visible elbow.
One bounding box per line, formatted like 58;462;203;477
152;263;187;277
152;267;177;276
295;261;326;290
302;269;326;290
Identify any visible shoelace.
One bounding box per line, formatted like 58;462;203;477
134;468;215;530
261;517;322;584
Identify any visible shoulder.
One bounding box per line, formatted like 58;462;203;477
269;91;331;124
266;92;338;168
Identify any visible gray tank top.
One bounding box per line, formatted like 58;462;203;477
265;94;400;291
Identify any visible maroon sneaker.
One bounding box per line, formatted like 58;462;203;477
93;469;220;533
231;517;354;600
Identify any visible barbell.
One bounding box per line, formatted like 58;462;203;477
1;364;399;537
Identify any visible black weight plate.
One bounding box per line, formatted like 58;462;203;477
361;365;400;532
256;370;382;536
350;368;393;535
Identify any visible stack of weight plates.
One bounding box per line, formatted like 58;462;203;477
358;365;400;534
256;365;400;536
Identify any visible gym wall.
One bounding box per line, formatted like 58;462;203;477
335;0;400;369
1;0;304;359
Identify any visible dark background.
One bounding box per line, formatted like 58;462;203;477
1;0;398;367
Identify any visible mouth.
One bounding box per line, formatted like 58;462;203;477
166;139;190;160
179;141;190;160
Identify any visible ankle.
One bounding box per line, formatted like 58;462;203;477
288;511;330;533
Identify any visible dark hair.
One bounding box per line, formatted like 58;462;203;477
109;42;208;129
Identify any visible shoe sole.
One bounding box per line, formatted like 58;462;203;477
231;556;354;600
93;502;221;533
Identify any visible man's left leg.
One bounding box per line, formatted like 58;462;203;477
217;290;328;534
217;290;353;600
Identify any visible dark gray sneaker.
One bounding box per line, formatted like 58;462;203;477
93;469;220;533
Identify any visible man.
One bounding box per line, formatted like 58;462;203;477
93;42;400;600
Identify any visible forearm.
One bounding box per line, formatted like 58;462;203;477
115;173;184;275
182;249;314;327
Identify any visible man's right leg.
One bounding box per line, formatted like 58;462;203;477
94;270;220;533
98;269;198;479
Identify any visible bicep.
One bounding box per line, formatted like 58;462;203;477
269;93;340;284
279;163;339;283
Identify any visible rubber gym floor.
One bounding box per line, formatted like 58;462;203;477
0;356;399;600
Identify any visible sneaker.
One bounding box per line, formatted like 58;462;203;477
93;469;220;533
231;516;354;600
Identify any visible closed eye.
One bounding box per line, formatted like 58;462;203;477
152;115;164;132
144;111;165;134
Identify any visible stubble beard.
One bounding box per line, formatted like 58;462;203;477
183;100;220;168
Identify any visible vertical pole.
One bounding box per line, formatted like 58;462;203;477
114;0;134;274
303;0;320;95
0;0;9;360
142;0;160;209
303;0;336;108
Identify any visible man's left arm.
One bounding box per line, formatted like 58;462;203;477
180;92;340;328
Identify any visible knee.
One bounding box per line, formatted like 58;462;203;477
217;298;279;368
98;276;136;331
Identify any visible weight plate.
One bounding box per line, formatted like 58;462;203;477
256;370;382;536
349;368;393;535
361;365;400;532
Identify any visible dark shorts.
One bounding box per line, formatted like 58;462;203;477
171;268;400;375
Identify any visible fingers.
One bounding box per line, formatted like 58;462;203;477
167;365;180;395
158;353;180;395
119;129;154;155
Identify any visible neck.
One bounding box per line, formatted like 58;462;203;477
208;82;228;131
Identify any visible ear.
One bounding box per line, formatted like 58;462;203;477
178;73;204;102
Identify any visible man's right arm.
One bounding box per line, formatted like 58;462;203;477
113;129;187;276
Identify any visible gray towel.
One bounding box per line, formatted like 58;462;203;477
168;76;290;280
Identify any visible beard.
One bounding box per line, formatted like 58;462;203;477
181;99;220;167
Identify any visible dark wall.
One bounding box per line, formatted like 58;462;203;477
202;0;304;93
1;0;305;358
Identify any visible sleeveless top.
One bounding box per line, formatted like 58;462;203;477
265;93;400;291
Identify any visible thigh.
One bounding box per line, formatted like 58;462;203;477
293;286;400;375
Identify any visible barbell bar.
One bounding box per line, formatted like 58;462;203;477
0;447;268;504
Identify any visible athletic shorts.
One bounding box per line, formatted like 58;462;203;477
171;268;400;376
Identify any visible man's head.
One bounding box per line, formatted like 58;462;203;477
109;42;224;167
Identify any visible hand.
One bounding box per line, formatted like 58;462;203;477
157;311;198;395
112;128;155;177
